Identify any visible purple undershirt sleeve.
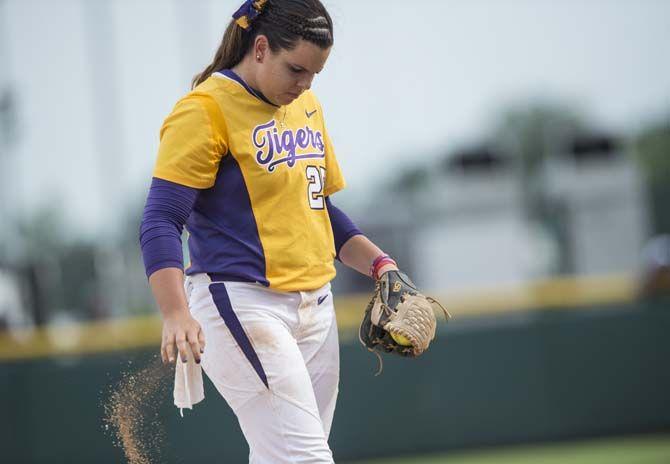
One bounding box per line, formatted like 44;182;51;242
326;196;363;261
139;177;199;278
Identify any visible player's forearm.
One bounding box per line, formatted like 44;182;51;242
338;234;398;278
326;197;398;278
139;177;200;318
148;267;190;318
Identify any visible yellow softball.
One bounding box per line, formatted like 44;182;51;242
391;332;412;346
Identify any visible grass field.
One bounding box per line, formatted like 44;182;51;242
347;434;670;464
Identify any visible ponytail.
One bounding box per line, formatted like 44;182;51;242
191;20;250;89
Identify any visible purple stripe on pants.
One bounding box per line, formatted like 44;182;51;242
208;282;269;389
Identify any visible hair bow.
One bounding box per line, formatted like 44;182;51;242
233;0;268;30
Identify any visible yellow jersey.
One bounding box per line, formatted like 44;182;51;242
152;70;346;291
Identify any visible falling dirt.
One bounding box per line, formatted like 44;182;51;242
103;356;172;464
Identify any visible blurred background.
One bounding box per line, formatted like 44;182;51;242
1;0;669;463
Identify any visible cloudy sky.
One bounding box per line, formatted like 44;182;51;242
2;0;669;237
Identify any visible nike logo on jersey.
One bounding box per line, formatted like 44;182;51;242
317;294;328;305
305;109;317;118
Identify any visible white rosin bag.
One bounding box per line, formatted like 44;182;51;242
173;349;205;416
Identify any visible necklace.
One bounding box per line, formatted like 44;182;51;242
279;106;288;129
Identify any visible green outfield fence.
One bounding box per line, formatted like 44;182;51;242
2;295;669;463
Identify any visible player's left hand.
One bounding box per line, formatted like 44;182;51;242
359;270;450;362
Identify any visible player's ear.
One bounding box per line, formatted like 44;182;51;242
254;34;270;61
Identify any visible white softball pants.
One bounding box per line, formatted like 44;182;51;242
185;273;339;464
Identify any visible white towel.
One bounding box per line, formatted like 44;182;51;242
173;349;205;417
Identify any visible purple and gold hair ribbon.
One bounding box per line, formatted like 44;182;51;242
233;0;268;30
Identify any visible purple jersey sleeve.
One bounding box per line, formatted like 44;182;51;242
139;177;199;278
325;197;363;260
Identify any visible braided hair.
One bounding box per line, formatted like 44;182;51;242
192;0;333;89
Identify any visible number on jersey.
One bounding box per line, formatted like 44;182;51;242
306;165;326;209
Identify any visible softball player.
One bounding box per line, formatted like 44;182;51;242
140;1;398;462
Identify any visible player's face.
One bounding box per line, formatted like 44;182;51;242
259;39;331;106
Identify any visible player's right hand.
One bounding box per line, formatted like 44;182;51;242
161;311;206;365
